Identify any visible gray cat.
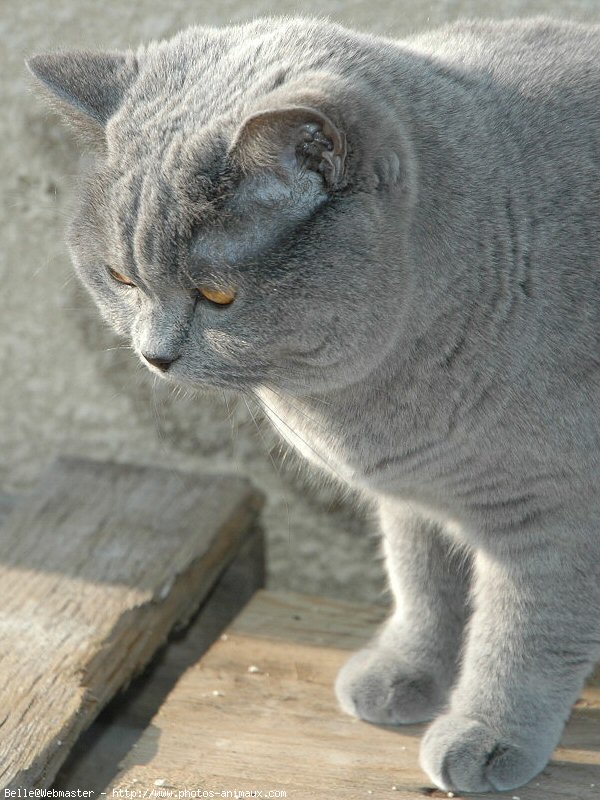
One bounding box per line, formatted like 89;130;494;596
28;16;600;793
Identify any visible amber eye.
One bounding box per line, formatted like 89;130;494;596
198;286;236;306
108;267;136;287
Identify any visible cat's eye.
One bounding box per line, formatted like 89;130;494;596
108;267;136;287
198;286;236;306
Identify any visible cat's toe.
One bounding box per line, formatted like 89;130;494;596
420;713;544;793
335;646;446;724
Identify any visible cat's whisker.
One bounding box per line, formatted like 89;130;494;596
242;394;292;548
301;394;332;407
31;257;54;279
221;389;239;446
258;393;349;487
261;382;331;433
150;377;167;444
59;273;79;289
56;307;99;312
266;370;333;407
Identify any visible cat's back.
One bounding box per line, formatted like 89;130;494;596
403;16;600;381
405;17;600;95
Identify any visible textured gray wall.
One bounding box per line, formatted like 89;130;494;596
2;0;598;603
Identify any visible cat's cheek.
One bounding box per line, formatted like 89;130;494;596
201;328;255;362
88;291;136;338
109;289;143;337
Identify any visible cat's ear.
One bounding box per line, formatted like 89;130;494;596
27;51;137;144
229;106;347;191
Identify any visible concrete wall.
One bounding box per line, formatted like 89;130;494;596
2;0;597;603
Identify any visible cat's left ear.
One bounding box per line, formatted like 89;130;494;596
27;51;137;143
229;105;347;191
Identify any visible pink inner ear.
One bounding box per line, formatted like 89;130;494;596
229;105;347;189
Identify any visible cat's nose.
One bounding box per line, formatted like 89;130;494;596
142;353;178;372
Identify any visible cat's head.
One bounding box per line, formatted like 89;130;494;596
28;19;417;396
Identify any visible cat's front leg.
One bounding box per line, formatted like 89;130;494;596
335;500;471;724
420;520;600;793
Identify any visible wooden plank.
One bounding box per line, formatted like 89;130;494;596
0;457;263;790
53;527;265;793
108;590;600;800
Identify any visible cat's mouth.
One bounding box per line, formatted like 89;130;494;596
137;330;337;394
139;351;265;392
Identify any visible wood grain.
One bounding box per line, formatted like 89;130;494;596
0;457;263;790
108;590;600;800
53;527;265;793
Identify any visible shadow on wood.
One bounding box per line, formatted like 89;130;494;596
0;457;264;790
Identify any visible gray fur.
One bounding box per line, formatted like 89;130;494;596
28;16;600;793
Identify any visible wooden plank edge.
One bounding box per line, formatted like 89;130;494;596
8;485;264;790
53;526;265;793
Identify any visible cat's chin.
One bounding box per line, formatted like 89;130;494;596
148;367;255;396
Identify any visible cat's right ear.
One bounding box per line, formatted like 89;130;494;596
229;105;347;192
26;51;137;146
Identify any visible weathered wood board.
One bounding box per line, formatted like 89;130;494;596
108;590;600;800
0;457;263;790
53;527;265;793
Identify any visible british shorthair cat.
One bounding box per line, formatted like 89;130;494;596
28;16;600;793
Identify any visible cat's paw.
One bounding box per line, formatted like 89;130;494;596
420;713;545;793
335;646;447;724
